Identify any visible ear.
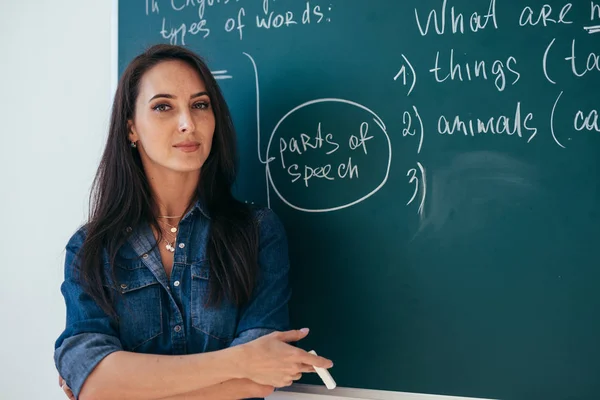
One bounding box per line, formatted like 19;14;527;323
127;120;139;143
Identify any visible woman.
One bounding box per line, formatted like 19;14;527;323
54;44;333;400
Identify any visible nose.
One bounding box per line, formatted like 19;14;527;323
178;110;195;133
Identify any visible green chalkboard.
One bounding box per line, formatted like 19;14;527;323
118;1;600;399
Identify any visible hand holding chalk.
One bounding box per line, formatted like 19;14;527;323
309;350;337;389
237;328;334;388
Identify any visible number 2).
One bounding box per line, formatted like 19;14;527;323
403;111;416;136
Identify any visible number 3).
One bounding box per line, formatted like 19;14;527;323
406;168;419;206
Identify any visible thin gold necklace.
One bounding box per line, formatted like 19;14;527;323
160;226;177;253
157;219;179;252
160;220;178;233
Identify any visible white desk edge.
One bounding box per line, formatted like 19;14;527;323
269;384;496;400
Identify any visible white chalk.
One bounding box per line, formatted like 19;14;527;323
308;350;336;390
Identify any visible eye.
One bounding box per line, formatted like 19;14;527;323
152;103;171;112
192;101;210;110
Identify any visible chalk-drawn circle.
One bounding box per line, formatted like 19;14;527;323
265;98;391;212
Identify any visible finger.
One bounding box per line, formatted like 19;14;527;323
275;328;310;343
62;383;74;398
300;352;333;369
298;364;316;373
58;375;63;388
292;373;303;381
274;380;290;389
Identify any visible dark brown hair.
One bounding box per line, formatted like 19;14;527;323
79;44;258;317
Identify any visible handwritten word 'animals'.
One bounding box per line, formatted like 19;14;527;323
438;102;538;143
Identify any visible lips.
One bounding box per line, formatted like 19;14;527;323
174;141;200;147
174;141;200;152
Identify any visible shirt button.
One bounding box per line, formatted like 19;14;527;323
178;243;185;249
120;283;128;290
174;280;180;287
125;226;132;233
174;325;182;332
142;253;149;259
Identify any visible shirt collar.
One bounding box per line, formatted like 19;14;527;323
124;198;210;236
189;197;211;221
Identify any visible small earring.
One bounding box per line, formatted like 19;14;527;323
130;141;137;148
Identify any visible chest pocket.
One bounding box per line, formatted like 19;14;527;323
106;259;163;351
190;261;238;344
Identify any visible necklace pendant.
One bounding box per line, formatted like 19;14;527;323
170;227;177;233
166;243;175;252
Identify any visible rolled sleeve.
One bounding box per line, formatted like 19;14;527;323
54;229;123;399
54;333;122;399
229;208;291;347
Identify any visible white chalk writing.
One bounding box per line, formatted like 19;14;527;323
565;39;600;78
437;102;537;143
429;50;520;92
592;2;600;20
414;0;498;36
575;109;600;132
519;3;573;27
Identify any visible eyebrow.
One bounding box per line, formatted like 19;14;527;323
148;91;209;102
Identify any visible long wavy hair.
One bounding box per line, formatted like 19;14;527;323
78;44;259;317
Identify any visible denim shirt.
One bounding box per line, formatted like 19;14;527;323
54;202;291;399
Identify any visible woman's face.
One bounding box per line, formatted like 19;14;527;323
128;60;215;175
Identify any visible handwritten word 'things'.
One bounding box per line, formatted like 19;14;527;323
429;50;520;92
